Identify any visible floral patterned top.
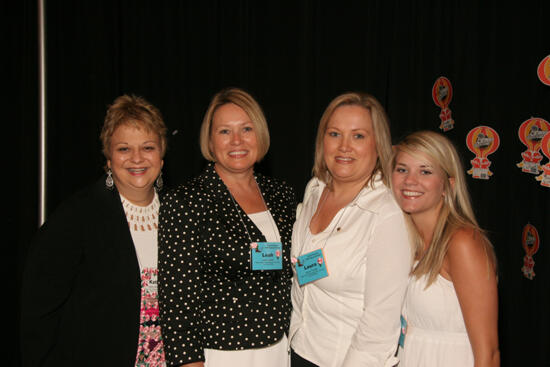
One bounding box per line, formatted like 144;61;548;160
122;193;167;367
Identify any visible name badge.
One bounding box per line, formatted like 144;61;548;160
293;249;329;286
250;242;283;270
398;315;407;348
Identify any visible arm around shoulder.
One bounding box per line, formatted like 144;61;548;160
158;186;206;365
343;209;412;367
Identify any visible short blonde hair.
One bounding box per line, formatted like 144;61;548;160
312;92;393;187
100;95;167;160
390;131;496;286
199;87;270;162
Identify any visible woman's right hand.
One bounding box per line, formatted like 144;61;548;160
180;362;205;367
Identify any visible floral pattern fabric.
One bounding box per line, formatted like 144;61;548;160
135;267;166;367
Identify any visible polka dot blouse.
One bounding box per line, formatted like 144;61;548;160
158;163;296;365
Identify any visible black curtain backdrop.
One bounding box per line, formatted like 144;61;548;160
12;1;549;366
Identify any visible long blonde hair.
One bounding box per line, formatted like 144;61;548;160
391;131;496;286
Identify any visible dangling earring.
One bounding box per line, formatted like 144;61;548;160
155;171;164;191
105;169;114;190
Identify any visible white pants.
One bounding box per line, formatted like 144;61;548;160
204;335;289;367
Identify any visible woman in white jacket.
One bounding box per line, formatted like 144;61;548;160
289;92;411;367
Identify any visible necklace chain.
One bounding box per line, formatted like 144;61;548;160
228;177;278;243
299;185;363;255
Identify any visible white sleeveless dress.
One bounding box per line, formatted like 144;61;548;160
399;274;474;367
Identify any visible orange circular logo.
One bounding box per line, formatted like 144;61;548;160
537;55;550;86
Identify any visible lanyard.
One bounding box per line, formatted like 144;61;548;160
228;178;278;243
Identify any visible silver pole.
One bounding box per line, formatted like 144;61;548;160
38;0;47;226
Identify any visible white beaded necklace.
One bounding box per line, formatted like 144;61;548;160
120;192;160;232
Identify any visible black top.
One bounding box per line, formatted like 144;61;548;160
20;178;142;366
158;163;296;366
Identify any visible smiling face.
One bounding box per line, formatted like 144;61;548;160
323;105;378;187
392;150;448;222
107;123;163;205
209;103;258;177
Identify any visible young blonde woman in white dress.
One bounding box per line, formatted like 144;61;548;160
391;131;499;367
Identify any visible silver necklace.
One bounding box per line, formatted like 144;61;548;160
228;178;278;243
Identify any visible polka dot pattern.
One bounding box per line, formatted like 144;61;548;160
158;163;296;365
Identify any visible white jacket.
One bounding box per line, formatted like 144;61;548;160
289;176;412;367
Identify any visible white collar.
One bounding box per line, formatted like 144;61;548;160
308;173;389;213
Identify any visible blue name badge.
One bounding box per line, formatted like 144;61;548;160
294;249;329;286
250;242;283;271
398;315;407;348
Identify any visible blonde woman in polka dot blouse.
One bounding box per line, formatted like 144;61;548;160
158;88;296;367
